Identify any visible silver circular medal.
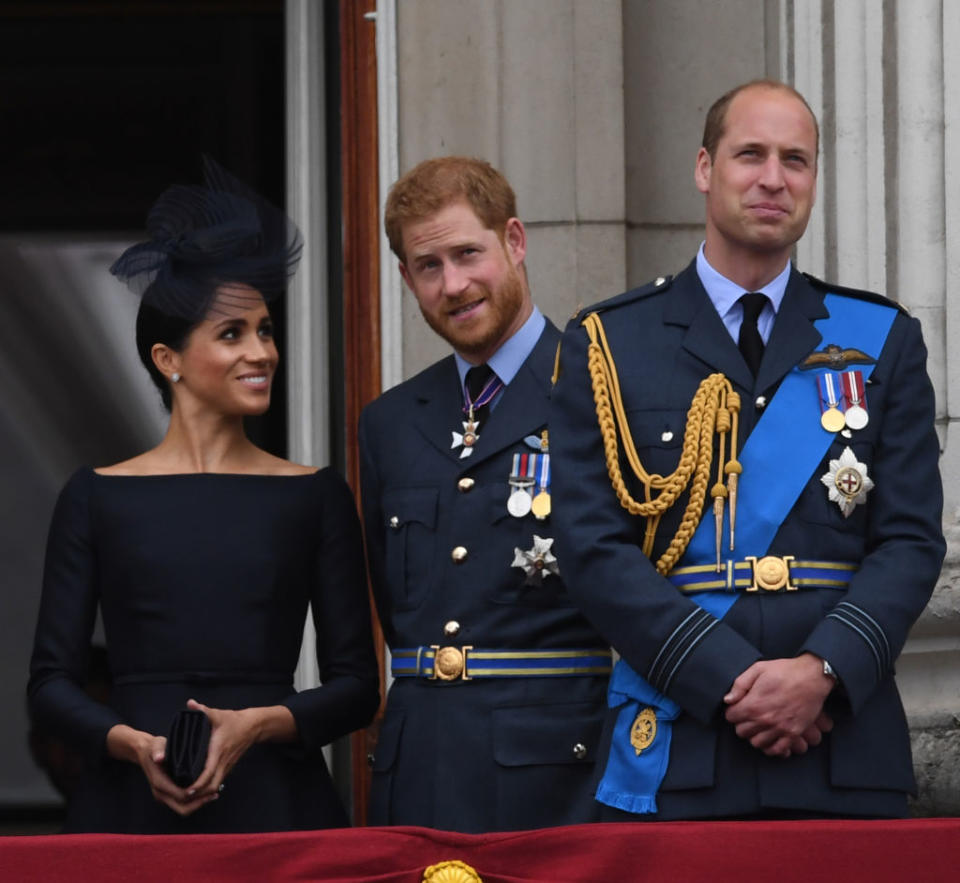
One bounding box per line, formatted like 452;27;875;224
507;488;532;518
844;404;869;430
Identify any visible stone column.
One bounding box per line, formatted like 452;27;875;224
285;0;328;693
392;0;626;379
622;0;772;287
784;0;959;815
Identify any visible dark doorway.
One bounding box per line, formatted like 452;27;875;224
0;0;287;831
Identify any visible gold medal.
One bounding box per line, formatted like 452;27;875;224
531;490;551;520
817;372;846;433
820;407;846;433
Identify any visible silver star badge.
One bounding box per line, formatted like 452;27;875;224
512;535;560;585
821;446;874;517
451;420;480;459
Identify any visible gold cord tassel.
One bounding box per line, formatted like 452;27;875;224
583;311;741;575
712;486;726;571
724;391;742;550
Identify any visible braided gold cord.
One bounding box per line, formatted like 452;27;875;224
583;311;738;575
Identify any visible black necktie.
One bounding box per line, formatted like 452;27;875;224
464;364;497;426
738;292;768;377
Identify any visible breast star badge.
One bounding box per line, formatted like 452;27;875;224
511;535;560;585
821;446;874;517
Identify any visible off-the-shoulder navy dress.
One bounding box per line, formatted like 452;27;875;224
28;467;379;833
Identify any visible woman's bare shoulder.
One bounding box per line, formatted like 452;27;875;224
250;452;319;476
93;453;163;476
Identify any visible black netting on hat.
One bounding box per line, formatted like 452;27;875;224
110;156;302;321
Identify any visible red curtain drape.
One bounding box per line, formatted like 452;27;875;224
1;820;957;882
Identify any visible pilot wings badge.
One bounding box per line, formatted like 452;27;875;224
800;343;876;372
821;446;874;517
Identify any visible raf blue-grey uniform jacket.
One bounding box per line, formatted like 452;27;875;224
550;261;945;819
359;319;610;832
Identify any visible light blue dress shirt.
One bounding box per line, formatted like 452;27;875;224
695;243;790;346
454;305;545;410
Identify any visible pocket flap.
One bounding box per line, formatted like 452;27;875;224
492;704;603;767
382;487;438;529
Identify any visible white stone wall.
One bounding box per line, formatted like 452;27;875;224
623;0;773;284
389;0;959;813
394;0;626;377
784;0;959;815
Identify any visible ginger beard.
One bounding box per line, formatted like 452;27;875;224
418;256;527;363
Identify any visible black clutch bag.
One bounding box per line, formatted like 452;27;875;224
165;709;211;788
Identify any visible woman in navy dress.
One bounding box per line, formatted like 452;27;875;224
28;160;379;833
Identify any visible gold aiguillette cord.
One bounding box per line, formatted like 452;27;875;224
583;311;741;574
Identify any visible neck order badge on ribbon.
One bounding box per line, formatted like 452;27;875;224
451;371;504;458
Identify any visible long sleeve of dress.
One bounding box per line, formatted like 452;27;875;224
28;469;123;759
281;470;380;750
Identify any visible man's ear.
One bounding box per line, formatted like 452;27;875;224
694;147;713;195
151;343;180;381
398;261;414;290
503;217;527;267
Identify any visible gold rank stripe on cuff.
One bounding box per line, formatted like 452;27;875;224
666;558;857;593
390;647;614;680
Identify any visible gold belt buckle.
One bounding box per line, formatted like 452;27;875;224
430;645;473;681
745;555;796;592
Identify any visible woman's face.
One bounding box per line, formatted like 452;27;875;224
170;286;278;417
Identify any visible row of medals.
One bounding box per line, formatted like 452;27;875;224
508;440;551;520
818;369;869;432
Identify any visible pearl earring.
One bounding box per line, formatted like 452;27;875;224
171;372;181;383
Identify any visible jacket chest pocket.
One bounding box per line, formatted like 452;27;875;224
792;437;875;533
621;409;688;489
383;487;438;610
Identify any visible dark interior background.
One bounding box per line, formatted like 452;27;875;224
0;0;288;453
0;0;308;832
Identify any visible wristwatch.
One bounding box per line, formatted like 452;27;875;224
822;657;838;681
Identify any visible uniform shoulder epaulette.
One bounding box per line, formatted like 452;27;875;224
569;274;674;325
802;272;910;316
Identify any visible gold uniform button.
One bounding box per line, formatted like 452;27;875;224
572;742;587;760
389;515;400;529
443;620;461;637
451;546;468;563
457;477;475;492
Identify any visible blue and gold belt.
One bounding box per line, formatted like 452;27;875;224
667;556;856;594
391;646;613;681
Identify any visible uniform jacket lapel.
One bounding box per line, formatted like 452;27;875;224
666;261;829;394
468;320;561;466
410;356;470;464
409;320;561;467
665;262;754;390
755;269;828;392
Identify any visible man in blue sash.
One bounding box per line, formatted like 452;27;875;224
550;80;945;819
360;157;611;831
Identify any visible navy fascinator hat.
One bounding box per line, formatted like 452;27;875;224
110;157;302;321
